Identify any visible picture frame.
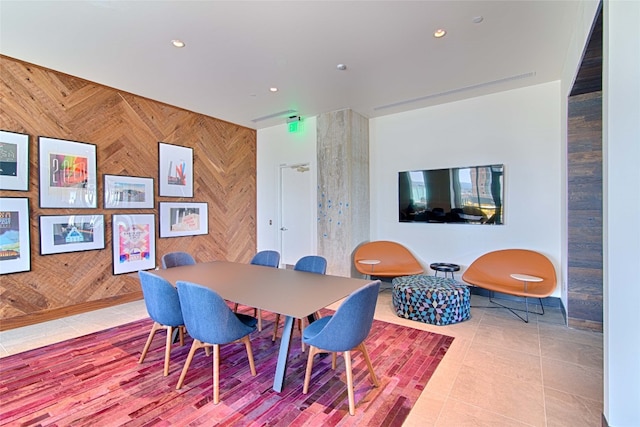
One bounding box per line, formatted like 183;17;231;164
39;214;105;255
158;142;193;198
38;136;98;208
112;214;156;275
104;175;154;209
159;202;208;238
0;197;31;274
0;130;29;191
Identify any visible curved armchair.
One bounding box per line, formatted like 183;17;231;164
161;251;196;269
176;281;257;404
353;241;423;278
302;280;381;416
462;249;557;322
272;255;327;350
234;250;280;331
138;271;186;376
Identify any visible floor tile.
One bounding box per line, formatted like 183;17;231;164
544;387;603;427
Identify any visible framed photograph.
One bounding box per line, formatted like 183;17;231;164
158;142;193;197
0;130;29;191
38;136;97;208
104;175;154;209
112;214;156;275
40;214;105;255
0;198;31;274
159;202;208;238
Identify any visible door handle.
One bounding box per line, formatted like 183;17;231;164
280;227;288;231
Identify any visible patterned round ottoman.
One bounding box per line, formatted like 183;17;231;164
392;275;470;325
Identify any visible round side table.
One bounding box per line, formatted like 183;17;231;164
429;262;461;280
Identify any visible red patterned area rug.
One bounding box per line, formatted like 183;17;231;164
0;310;453;427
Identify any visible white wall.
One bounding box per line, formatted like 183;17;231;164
369;82;563;296
256;117;318;253
603;0;640;424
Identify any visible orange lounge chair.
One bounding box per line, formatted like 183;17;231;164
353;241;424;278
462;249;557;322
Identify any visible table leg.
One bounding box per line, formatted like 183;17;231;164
273;315;295;392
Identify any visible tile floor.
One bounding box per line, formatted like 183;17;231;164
0;291;603;426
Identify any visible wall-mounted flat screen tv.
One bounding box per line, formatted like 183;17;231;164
399;164;504;224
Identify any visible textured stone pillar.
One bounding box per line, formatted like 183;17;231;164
317;109;369;277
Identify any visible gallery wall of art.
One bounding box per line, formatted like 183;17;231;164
0;55;257;329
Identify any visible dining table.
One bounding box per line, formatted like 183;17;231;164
140;260;376;392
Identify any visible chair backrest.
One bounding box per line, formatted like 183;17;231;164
176;281;256;344
138;271;184;327
305;280;381;352
251;250;280;268
294;255;327;274
161;251;196;269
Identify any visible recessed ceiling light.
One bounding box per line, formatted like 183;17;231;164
336;64;347;71
270;87;278;92
171;39;186;48
472;16;484;24
433;29;446;38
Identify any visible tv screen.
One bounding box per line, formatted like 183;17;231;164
399;164;504;224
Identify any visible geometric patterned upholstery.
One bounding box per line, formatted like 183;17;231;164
392;275;471;325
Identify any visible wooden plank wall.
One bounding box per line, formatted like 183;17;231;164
567;92;603;332
0;55;257;330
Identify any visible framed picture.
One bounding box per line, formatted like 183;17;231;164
0;197;31;274
0;130;29;191
38;136;97;208
159;202;208;238
112;214;156;275
104;175;154;209
158;142;193;197
40;214;105;255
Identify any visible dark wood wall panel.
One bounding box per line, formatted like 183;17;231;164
567;91;602;331
0;56;256;329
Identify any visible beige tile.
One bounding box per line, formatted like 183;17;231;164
540;335;603;370
539;322;603;348
544;387;603;427
435;398;533;427
542;357;603;402
473;321;540;356
423;356;464;396
403;390;445;427
449;365;546;426
463;341;543;384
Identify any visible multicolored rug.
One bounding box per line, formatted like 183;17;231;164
0;310;453;426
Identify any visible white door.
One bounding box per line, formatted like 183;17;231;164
279;163;313;267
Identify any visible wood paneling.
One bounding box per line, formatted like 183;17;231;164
0;55;256;329
567;90;603;331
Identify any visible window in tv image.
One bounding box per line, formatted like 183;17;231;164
399;164;503;225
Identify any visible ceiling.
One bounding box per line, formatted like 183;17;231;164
0;1;584;130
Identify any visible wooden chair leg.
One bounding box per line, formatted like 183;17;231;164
138;321;161;364
233;303;239;312
332;352;337;369
178;326;185;346
272;314;280;341
241;335;257;376
176;339;201;389
257;309;262;332
164;326;173;376
300;319;305;352
213;344;220;404
358;343;379;387
343;350;355;416
303;346;319;394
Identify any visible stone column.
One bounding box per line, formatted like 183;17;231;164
317;109;369;277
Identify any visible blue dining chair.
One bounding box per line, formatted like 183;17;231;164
234;250;280;331
302;280;381;415
138;270;186;376
272;255;327;351
161;251;196;269
175;281;258;404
